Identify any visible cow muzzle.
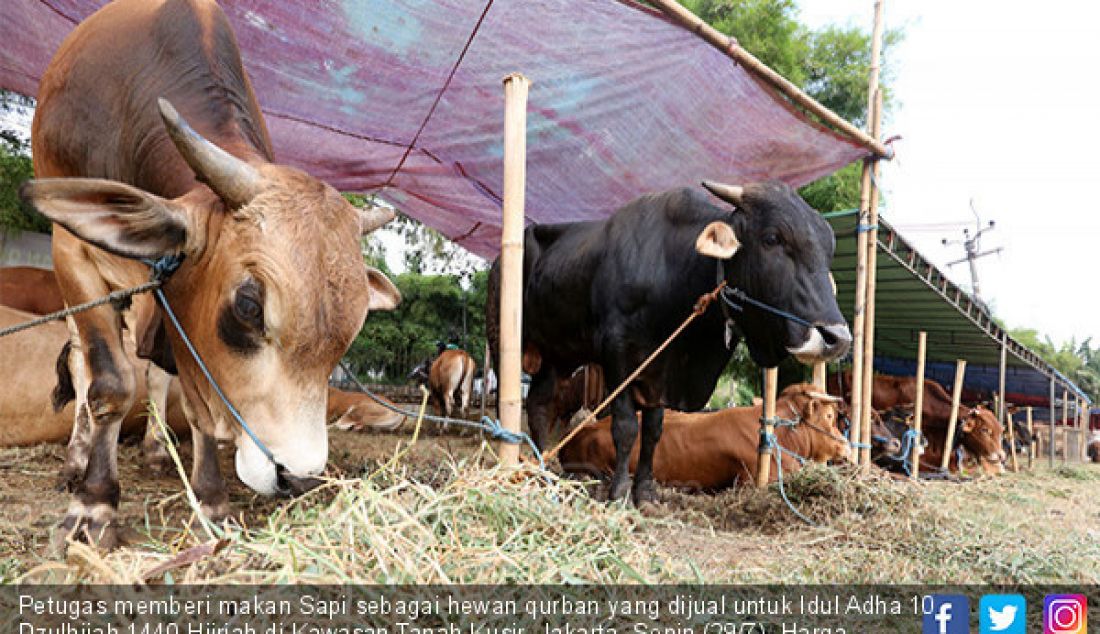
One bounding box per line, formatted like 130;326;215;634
234;428;328;497
787;323;852;364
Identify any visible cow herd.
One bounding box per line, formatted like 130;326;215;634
0;0;1071;555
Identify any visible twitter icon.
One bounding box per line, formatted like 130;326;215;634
980;594;1026;634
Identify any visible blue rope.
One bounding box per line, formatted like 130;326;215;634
338;360;545;469
145;254;278;466
760;427;818;527
720;287;814;329
857;223;879;233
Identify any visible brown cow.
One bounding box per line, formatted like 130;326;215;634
429;349;476;418
326;387;406;432
0;266;64;315
0;266;177;474
553;364;606;433
829;370;958;426
1086;431;1100;463
0;305;189;446
21;0;399;548
915;405;1005;475
559;384;850;489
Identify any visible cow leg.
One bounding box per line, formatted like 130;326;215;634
525;367;558;451
177;377;230;521
190;426;230;522
460;363;474;416
55;325;136;552
607;391;638;502
58;320;92;491
632;406;664;506
141;363;173;474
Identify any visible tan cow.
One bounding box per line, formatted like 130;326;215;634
326;387;407;432
0;305;189;447
429;349;477;418
0;266;64;315
21;0;398;548
559;384;850;489
0;265;177;474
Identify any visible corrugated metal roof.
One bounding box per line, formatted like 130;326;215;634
827;209;1090;404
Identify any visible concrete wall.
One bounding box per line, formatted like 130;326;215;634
0;229;51;268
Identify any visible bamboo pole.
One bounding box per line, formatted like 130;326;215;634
940;359;967;471
1062;388;1069;465
755;367;778;487
909;331;927;479
858;89;884;469
497;73;529;467
812;363;826;390
1026;406;1034;469
998;336;1017;471
646;0;892;159
1049;379;1056;468
1079;398;1087;462
479;339;490;420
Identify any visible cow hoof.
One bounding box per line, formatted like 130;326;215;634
142;449;174;476
608;476;632;502
51;514;120;555
632;479;659;507
199;499;232;524
55;467;84;493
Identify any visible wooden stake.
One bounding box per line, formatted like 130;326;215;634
1062;388;1069;465
646;0;892;158
755;367;778;487
1026;406;1034;469
479;339;490;420
940;359;967;472
497;73;529;467
910;331;927;479
812;363;826;390
998;335;1017;471
1049;379;1056;468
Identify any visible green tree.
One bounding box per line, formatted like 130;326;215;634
0;90;48;233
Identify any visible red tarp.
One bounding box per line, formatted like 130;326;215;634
1;0;869;257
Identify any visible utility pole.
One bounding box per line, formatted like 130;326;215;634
942;199;1002;303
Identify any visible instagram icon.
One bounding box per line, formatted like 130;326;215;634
1044;595;1087;634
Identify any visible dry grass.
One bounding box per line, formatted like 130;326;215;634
3;423;1099;585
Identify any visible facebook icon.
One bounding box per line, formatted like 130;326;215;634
923;595;970;634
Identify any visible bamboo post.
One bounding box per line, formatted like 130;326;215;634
858;90;884;469
755;367;778;487
997;335;1018;471
1049;378;1056;468
1026;406;1034;469
479;339;490;419
1082;399;1089;462
646;0;892;158
1062;388;1069;465
497;73;529;467
940;359;967;471
812;363;826;390
909;331;927;479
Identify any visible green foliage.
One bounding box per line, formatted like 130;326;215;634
1010;328;1100;403
344;269;488;384
0;130;48;234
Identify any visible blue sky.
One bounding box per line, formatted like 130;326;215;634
802;0;1100;347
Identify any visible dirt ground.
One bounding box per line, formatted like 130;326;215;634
3;410;1100;583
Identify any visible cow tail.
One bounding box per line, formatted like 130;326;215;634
52;341;77;412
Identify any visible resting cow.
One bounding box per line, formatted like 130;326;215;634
428;349;476;418
326;387;406;432
558;384;850;489
21;0;399;549
0;265;178;474
1087;431;1100;463
0;266;64;315
878;404;1004;475
0;305;189;446
489;182;850;504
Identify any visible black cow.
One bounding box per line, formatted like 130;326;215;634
487;181;851;504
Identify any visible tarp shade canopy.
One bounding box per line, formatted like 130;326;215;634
826;210;1091;407
1;0;871;257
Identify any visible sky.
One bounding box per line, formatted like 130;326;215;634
800;0;1100;347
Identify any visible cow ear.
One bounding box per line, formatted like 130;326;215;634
366;266;401;311
695;221;740;259
20;178;194;260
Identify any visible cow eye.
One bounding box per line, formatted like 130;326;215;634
233;286;264;327
762;232;781;247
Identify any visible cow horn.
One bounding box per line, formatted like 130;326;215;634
158;98;264;208
358;202;396;235
807;391;843;403
702;180;744;206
